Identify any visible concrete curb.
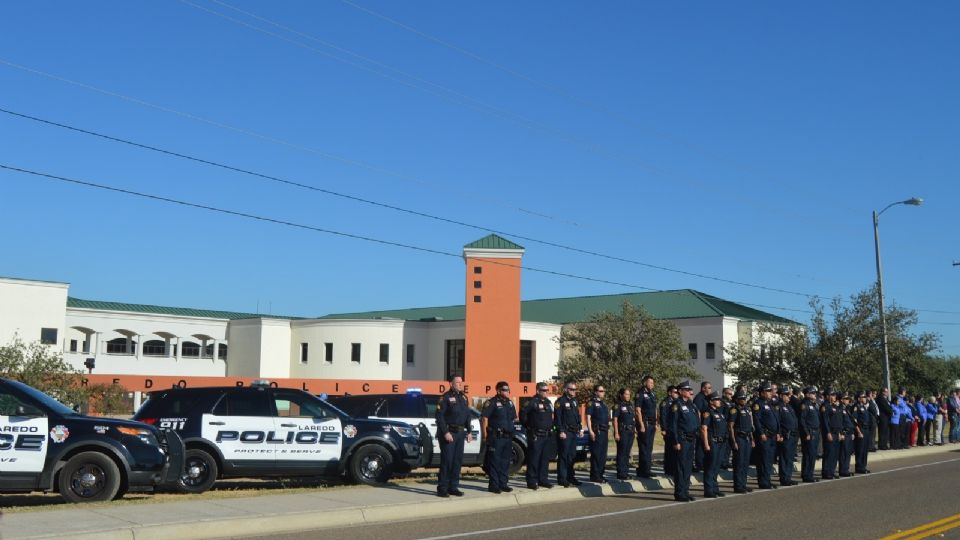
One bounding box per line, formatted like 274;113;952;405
20;444;958;540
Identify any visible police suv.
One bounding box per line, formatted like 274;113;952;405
328;390;588;475
133;382;428;493
0;377;184;503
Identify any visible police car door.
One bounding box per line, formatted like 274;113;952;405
0;387;47;476
375;395;439;457
271;390;342;467
202;388;275;465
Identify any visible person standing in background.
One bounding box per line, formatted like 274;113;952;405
876;388;893;450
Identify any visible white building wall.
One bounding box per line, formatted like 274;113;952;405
0;278;68;349
674;317;731;388
288;319;406;380
225;318;290;378
521;322;562;384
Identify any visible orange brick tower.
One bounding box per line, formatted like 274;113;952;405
462;234;524;383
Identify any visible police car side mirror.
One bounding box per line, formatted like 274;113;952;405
72;404;82;413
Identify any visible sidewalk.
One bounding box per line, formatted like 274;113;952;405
2;444;956;540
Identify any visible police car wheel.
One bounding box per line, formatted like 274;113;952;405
178;449;218;494
348;444;393;485
58;452;121;503
508;441;525;475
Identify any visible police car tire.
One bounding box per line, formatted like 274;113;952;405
508;440;525;475
57;451;122;503
178;449;218;494
348;444;393;485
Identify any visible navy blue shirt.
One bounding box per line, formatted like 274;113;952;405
777;400;798;434
799;398;820;437
481;395;517;434
702;406;728;440
554;395;581;431
520;396;553;431
612;400;636;431
635;389;658;424
729;403;754;435
852;402;874;430
669;399;700;444
841;404;855;433
821;402;843;433
436;390;473;436
586;397;610;430
752;398;780;437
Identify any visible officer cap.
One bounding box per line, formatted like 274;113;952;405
855;390;866;398
827;388;839;396
677;380;693;391
757;382;773;392
841;392;853;399
734;391;747;400
803;386;818;395
709;391;722;401
778;386;791;395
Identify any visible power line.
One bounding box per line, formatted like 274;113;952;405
3;162;957;328
0;107;822;299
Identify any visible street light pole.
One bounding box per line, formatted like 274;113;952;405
872;197;923;393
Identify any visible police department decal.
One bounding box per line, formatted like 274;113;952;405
343;425;358;438
93;425;109;434
50;425;70;443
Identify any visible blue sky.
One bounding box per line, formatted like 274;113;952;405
1;1;958;355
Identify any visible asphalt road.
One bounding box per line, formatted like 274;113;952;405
252;450;960;540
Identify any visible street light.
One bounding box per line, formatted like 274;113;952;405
873;197;923;393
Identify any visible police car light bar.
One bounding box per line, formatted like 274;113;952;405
251;379;272;387
406;388;422;396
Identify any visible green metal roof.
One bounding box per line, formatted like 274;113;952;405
67;297;302;320
463;234;525;250
321;290;798;325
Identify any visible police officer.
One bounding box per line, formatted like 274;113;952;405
752;382;780;490
728;390;754;493
852;390;874;474
586;385;610;483
435;375;474;497
481;381;517;494
776;386;799;486
554;381;583;487
720;387;735;470
612;388;636;480
799;386;821;483
701;391;728;498
520;382;554;490
659;385;678;477
839;392;855;477
692;381;712;472
669;380;700;502
820;389;843;480
634;375;658;478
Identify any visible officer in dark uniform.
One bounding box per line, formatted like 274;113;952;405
435;375;474;497
659;385;678;477
612;388;636;480
752;382;780;490
720;387;734;470
669;380;700;502
799;386;821;483
586;385;610;483
520;382;554;490
776;386;799;486
838;392;856;477
728;390;754;493
701;391;728;498
634;375;658;478
820;389;843;480
554;381;583;487
852;390;874;474
481;381;517;494
692;381;712;472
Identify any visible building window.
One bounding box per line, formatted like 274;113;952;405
445;339;465;380
106;337;135;355
324;342;333;363
69;339;78;353
688;343;698;360
218;344;228;360
706;342;716;360
351;343;361;363
300;343;309;363
182;341;200;358
82;340;89;353
474;266;482;274
379;343;389;364
473;281;482;289
143;340;167;356
40;328;58;345
519;340;534;383
473;295;481;303
406;344;414;364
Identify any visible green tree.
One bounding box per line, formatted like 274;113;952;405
0;337;87;406
557;301;697;400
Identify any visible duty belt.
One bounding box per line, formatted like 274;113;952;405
565;425;580;432
712;436;727;443
530;428;550;437
683;433;697;441
620;425;635;432
782;431;799;437
596;425;609;432
736;431;752;437
447;425;465;432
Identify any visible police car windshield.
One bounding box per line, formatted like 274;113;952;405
6;379;77;416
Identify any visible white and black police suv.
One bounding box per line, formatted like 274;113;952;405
0;377;184;503
133;381;429;493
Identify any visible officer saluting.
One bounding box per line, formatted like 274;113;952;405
776;386;799;486
481;381;517;494
799;386;821;483
752;382;780;490
728;390;754;493
520;383;554;490
634;375;658;478
700;391;728;498
586;385;610;483
612;388;636;480
554;381;583;487
668;380;700;502
435;375;474;498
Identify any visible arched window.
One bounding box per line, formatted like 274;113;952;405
106;338;136;355
142;340;167;356
181;341;201;358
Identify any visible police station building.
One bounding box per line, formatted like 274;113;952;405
0;235;795;395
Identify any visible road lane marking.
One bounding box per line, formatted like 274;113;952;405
880;514;960;540
904;519;960;540
418;457;960;540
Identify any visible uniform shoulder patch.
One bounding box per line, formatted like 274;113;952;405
753;404;760;411
801;405;806;410
672;404;679;412
702;411;710;418
555;401;561;409
729;407;737;415
820;405;826;412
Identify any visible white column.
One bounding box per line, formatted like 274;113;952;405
212;340;220;363
133;391;142;412
176;337;183;362
136;335;143;360
166;337;173;358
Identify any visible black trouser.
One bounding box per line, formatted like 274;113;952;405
756;434;776;488
674;436;695;499
703;438;724;495
437;430;466;494
662;432;676;477
801;432;819;481
694;437;704;471
721;434;732;468
589;429;608;480
822;432;839;478
486;433;512;490
868;424;878;451
732;433;752;491
878;416;890;449
839;431;853;475
616;428;635;478
777;433;797;485
917;419;927;445
854;432;870;473
900;418;910;448
557;431;577;485
525;429;550;486
636;422;656;476
889;423;901;449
